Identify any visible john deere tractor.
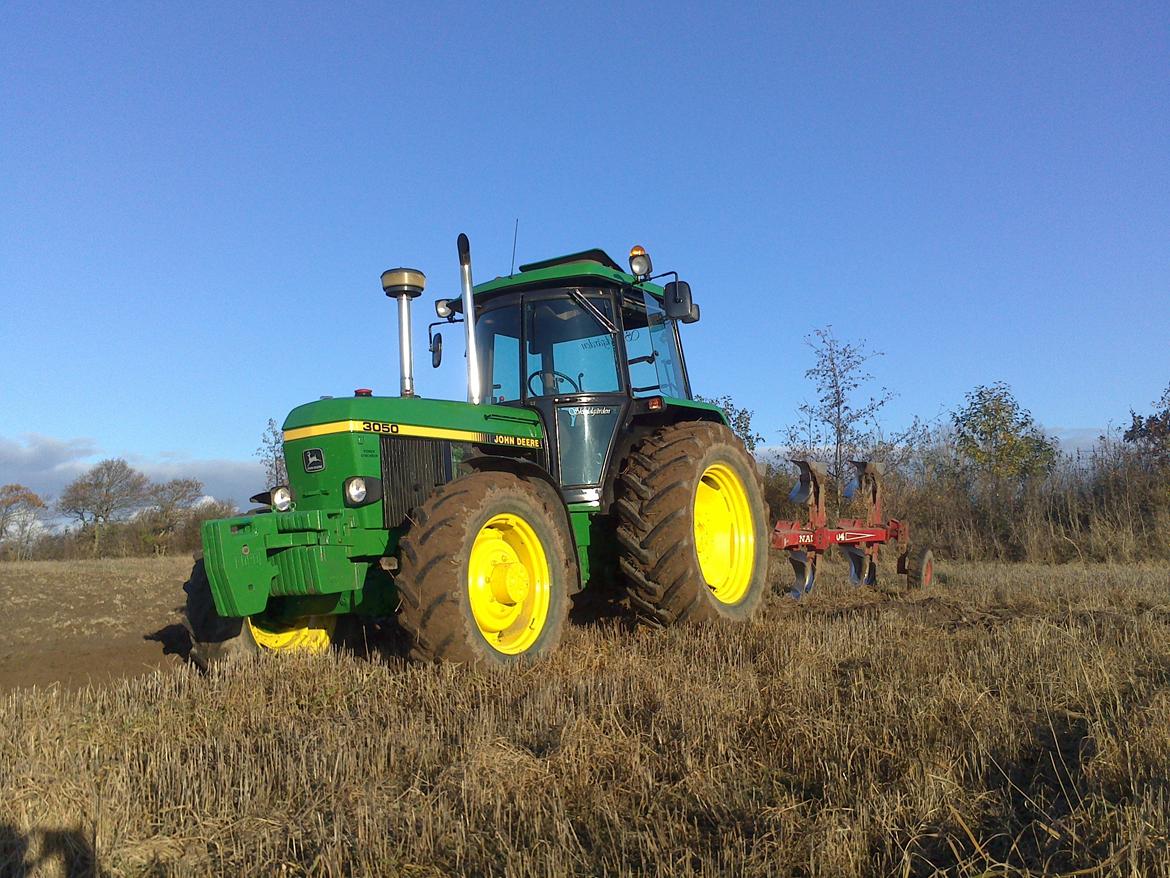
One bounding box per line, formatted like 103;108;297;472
184;235;769;667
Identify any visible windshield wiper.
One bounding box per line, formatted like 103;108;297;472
567;287;618;335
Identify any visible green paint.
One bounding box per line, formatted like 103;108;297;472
202;394;549;620
474;260;655;297
259;565;398;623
661;396;728;425
567;503;597;582
201;508;393;617
283;395;542;434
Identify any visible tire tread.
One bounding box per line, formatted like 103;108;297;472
614;421;769;627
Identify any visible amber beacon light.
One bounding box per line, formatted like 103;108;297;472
628;245;652;279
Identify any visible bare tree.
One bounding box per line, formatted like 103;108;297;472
58;459;150;553
145;477;205;555
782;326;895;498
0;484;45;559
8;499;48;560
256;419;288;487
152;478;204;514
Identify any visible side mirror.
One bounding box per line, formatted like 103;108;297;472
663;280;696;321
430;332;443;368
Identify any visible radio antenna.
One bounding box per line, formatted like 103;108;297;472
509;218;519;275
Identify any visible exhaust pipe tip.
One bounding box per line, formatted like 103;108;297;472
457;233;482;404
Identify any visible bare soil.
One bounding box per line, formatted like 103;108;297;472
0;557;192;689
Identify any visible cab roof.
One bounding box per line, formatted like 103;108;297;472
471;249;664;298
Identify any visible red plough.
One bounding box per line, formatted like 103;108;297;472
771;460;933;598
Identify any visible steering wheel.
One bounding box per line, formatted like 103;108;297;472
527;369;581;396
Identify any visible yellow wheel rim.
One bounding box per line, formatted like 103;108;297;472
693;463;756;605
467;512;551;655
246;615;335;654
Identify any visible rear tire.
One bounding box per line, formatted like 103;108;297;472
615;421;769;626
396;471;573;665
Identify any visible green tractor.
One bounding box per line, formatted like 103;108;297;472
184;235;769;667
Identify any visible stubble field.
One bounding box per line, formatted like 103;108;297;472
1;557;1168;876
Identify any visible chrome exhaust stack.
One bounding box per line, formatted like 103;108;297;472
381;267;426;397
457;233;484;405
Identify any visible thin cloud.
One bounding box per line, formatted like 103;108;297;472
0;434;98;497
129;456;266;506
1050;427;1111;455
0;434;265;506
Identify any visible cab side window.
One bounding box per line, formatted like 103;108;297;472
475;305;522;403
622;290;688;398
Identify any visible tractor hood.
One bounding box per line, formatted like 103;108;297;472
278;395;545;523
283;395;543;446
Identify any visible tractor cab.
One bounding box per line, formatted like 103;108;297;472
433;247;709;505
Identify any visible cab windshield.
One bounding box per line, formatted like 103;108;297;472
474;289;620;403
525;293;620;397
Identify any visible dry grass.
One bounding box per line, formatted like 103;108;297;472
1;558;1169;876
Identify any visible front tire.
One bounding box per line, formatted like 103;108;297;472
183;556;335;670
396;471;573;665
615;421;769;626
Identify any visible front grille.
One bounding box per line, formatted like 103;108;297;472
380;437;454;529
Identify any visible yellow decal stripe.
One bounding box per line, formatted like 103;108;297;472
397;423;493;443
283;420;358;441
281;423;348;442
283;419;541;448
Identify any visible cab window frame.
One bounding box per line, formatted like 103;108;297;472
473;297;525;405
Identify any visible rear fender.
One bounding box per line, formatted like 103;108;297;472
598;401;728;509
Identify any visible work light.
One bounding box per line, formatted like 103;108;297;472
628;245;652;279
435;298;454;319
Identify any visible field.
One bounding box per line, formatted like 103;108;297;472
1;557;1168;877
0;558;192;690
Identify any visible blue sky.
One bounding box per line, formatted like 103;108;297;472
2;2;1167;502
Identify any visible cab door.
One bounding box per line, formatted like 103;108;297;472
521;289;628;504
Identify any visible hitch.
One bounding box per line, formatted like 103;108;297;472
771;460;913;599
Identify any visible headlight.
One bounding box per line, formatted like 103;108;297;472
345;477;368;504
271;485;293;512
343;475;382;507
